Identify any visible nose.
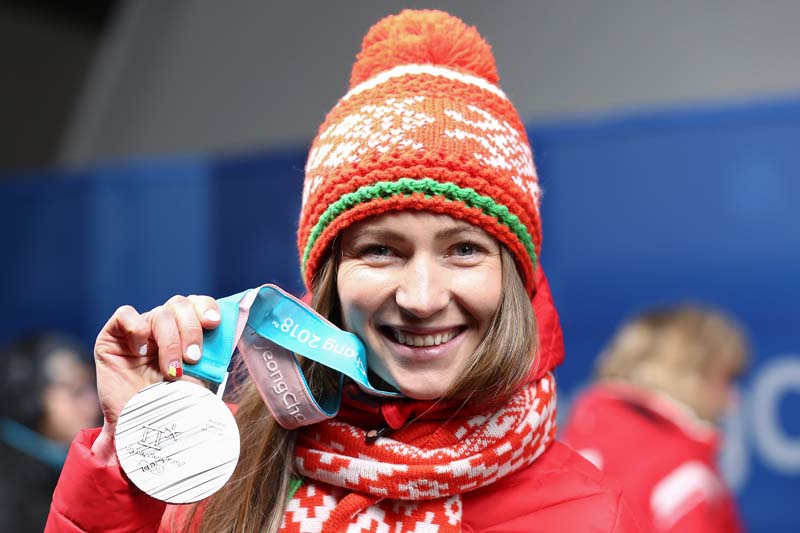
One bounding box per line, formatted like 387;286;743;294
395;254;449;319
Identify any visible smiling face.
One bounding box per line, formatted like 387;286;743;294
336;211;503;400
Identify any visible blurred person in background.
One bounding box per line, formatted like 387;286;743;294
562;305;749;532
0;332;101;532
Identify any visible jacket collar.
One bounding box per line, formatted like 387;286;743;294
599;381;720;448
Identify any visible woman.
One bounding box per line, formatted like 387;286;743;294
562;306;748;532
48;10;642;532
0;332;100;532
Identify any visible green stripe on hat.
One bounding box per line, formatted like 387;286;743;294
301;177;537;274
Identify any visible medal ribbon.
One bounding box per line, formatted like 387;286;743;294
184;284;401;429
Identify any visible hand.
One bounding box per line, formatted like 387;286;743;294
93;295;221;433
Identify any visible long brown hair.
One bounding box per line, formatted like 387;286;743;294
189;245;537;532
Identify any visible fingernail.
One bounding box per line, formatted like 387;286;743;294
168;360;183;378
204;309;221;322
138;344;148;356
186;344;201;362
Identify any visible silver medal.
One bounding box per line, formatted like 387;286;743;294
115;380;240;504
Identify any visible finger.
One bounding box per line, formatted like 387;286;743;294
138;309;160;358
150;306;183;380
187;295;221;330
166;296;204;364
108;305;151;357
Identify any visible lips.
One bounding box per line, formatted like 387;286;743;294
382;326;463;347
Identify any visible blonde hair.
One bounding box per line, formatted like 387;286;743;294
191;245;536;532
596;305;748;418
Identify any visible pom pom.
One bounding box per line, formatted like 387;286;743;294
350;9;499;88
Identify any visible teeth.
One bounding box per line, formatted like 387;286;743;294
391;329;459;347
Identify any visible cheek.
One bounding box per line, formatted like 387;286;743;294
44;390;71;419
337;265;393;330
452;265;503;326
712;378;734;407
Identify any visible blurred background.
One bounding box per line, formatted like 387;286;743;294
1;1;798;531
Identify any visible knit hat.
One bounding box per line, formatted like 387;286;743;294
298;9;542;294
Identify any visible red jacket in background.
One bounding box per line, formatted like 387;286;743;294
562;383;743;533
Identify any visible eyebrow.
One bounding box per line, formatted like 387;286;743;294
434;224;489;240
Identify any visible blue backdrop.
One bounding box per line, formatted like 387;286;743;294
2;95;798;531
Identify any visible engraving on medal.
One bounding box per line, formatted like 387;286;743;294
202;419;227;436
115;381;240;504
138;423;180;450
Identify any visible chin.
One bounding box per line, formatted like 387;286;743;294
391;376;452;400
400;389;445;401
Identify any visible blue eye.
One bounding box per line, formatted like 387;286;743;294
363;245;392;257
454;243;477;256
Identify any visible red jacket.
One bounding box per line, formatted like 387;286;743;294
46;269;644;532
562;383;743;533
47;428;642;532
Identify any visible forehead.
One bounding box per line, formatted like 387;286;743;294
44;350;91;382
343;211;486;239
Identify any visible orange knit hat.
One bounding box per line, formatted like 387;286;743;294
298;9;542;294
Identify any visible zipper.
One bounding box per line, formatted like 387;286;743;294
365;425;391;443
